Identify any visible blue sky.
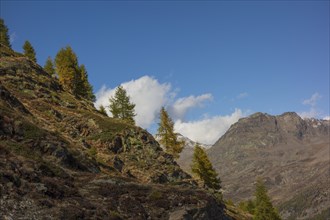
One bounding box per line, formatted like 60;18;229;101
1;0;329;144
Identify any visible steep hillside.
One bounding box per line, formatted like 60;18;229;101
208;112;330;219
0;46;231;219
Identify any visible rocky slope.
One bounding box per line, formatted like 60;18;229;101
0;46;234;219
208;112;330;219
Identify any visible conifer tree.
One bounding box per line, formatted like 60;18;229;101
0;18;11;48
239;200;255;215
156;107;184;158
23;40;37;62
78;64;95;101
191;144;221;190
108;86;136;125
99;105;108;116
55;46;80;93
55;46;95;101
253;179;281;220
44;56;55;76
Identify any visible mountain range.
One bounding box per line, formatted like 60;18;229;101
206;112;329;219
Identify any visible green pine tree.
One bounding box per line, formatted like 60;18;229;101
253;179;281;220
191;144;221;190
78;64;95;102
44;56;55;76
23;40;37;62
156;107;184;158
239;200;255;215
0;18;11;48
108;86;136;125
99;105;108;116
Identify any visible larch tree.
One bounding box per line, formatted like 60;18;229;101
55;46;95;102
191;144;221;190
44;56;55;76
55;46;79;93
0;18;11;48
156;107;184;159
23;40;37;62
253;179;281;220
108;86;136;125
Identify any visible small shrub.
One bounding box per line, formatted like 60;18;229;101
226;199;234;206
88;146;97;157
109;210;122;220
23;121;46;139
148;190;163;201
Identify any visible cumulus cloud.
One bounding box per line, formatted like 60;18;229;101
95;75;171;128
299;93;322;119
95;75;244;144
174;109;243;145
169;94;213;120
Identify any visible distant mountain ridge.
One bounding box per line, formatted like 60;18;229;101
177;134;212;149
208;112;330;219
155;134;211;173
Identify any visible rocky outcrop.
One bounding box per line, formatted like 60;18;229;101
208;112;330;219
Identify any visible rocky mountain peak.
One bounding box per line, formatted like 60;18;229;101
216;111;328;149
207;112;330;219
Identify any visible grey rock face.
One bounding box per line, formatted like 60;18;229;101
208;112;330;219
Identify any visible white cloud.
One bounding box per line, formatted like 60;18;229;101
94;75;171;128
95;75;244;144
237;92;249;99
123;76;171;128
169;94;213;120
174;109;243;145
323;116;330;121
299;92;322;119
94;86;115;110
302;93;321;107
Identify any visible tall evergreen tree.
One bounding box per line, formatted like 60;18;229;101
108;86;136;125
23;40;37;62
156;107;184;158
44;56;55;76
0;18;11;48
54;46;95;101
253;179;281;220
55;46;80;93
78;64;95;102
191;144;221;190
